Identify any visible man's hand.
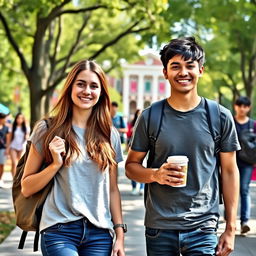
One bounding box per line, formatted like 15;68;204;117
216;230;235;256
152;162;185;186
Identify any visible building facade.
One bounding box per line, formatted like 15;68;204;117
121;53;170;121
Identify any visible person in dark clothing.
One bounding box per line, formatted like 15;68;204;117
234;96;256;236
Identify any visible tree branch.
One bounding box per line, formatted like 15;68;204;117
0;11;30;79
55;5;108;17
89;20;149;60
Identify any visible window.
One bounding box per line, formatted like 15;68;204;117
130;76;138;93
158;78;165;94
144;77;152;93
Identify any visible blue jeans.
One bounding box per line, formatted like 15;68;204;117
238;164;253;223
41;218;113;256
131;180;144;189
145;227;218;256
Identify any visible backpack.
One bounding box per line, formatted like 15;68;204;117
237;119;256;165
146;98;223;203
12;119;53;251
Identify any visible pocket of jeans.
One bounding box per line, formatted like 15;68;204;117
43;223;63;233
199;227;217;234
145;227;161;238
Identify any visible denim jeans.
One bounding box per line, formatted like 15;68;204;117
145;227;218;256
41;218;113;256
238;163;253;223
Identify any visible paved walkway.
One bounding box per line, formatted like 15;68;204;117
0;162;256;255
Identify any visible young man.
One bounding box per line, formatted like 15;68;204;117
110;101;127;144
125;37;240;256
234;96;256;236
0;112;11;188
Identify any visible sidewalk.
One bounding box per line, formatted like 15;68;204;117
0;162;256;255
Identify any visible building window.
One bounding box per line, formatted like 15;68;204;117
130;76;138;93
144;77;152;93
158;78;165;94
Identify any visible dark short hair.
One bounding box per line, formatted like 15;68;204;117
111;101;118;107
235;96;251;106
159;36;205;70
0;113;7;119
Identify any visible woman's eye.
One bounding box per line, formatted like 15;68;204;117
77;82;84;87
90;84;99;89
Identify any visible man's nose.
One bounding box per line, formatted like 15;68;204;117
179;67;189;76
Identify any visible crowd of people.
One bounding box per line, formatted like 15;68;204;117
0;36;255;256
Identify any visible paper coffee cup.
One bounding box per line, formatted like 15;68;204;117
167;155;189;187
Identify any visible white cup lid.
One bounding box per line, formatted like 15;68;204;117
167;155;189;164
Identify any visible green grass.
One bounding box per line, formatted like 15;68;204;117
0;211;16;244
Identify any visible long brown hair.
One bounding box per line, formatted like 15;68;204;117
39;60;116;171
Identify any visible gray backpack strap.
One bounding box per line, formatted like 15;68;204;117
147;99;166;168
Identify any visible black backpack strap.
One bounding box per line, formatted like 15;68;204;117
147;99;166;168
18;231;27;249
33;230;40;252
249;119;254;131
204;98;221;155
204;98;223;204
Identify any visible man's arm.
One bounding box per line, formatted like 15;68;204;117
216;151;239;256
125;149;184;186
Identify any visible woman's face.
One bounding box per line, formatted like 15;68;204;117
16;114;24;125
71;70;102;112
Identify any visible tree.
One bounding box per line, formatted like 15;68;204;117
154;0;256;106
0;0;165;126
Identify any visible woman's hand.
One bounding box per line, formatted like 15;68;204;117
112;238;125;256
49;136;66;167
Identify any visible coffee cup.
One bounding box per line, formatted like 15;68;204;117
167;155;189;187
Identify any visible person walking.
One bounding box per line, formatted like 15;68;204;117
0;112;11;188
9;112;30;177
21;60;126;256
126;109;144;195
234;96;256;236
125;37;240;256
110;102;127;145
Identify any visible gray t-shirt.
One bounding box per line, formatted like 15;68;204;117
130;98;240;230
29;121;123;233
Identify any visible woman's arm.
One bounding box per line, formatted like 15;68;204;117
110;164;125;256
21;136;65;197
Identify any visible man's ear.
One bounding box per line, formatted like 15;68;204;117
163;68;168;79
199;66;204;77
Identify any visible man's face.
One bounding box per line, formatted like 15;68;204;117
163;55;204;94
0;117;6;125
110;105;118;117
234;104;251;117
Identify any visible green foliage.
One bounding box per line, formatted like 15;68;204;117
0;0;166;124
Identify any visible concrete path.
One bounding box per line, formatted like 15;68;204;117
0;161;256;255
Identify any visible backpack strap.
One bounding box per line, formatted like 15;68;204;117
147;99;166;168
249;119;254;131
204;98;223;204
18;231;27;249
17;118;50;252
204;98;221;155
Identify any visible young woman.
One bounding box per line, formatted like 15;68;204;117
9;113;29;177
21;60;126;256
